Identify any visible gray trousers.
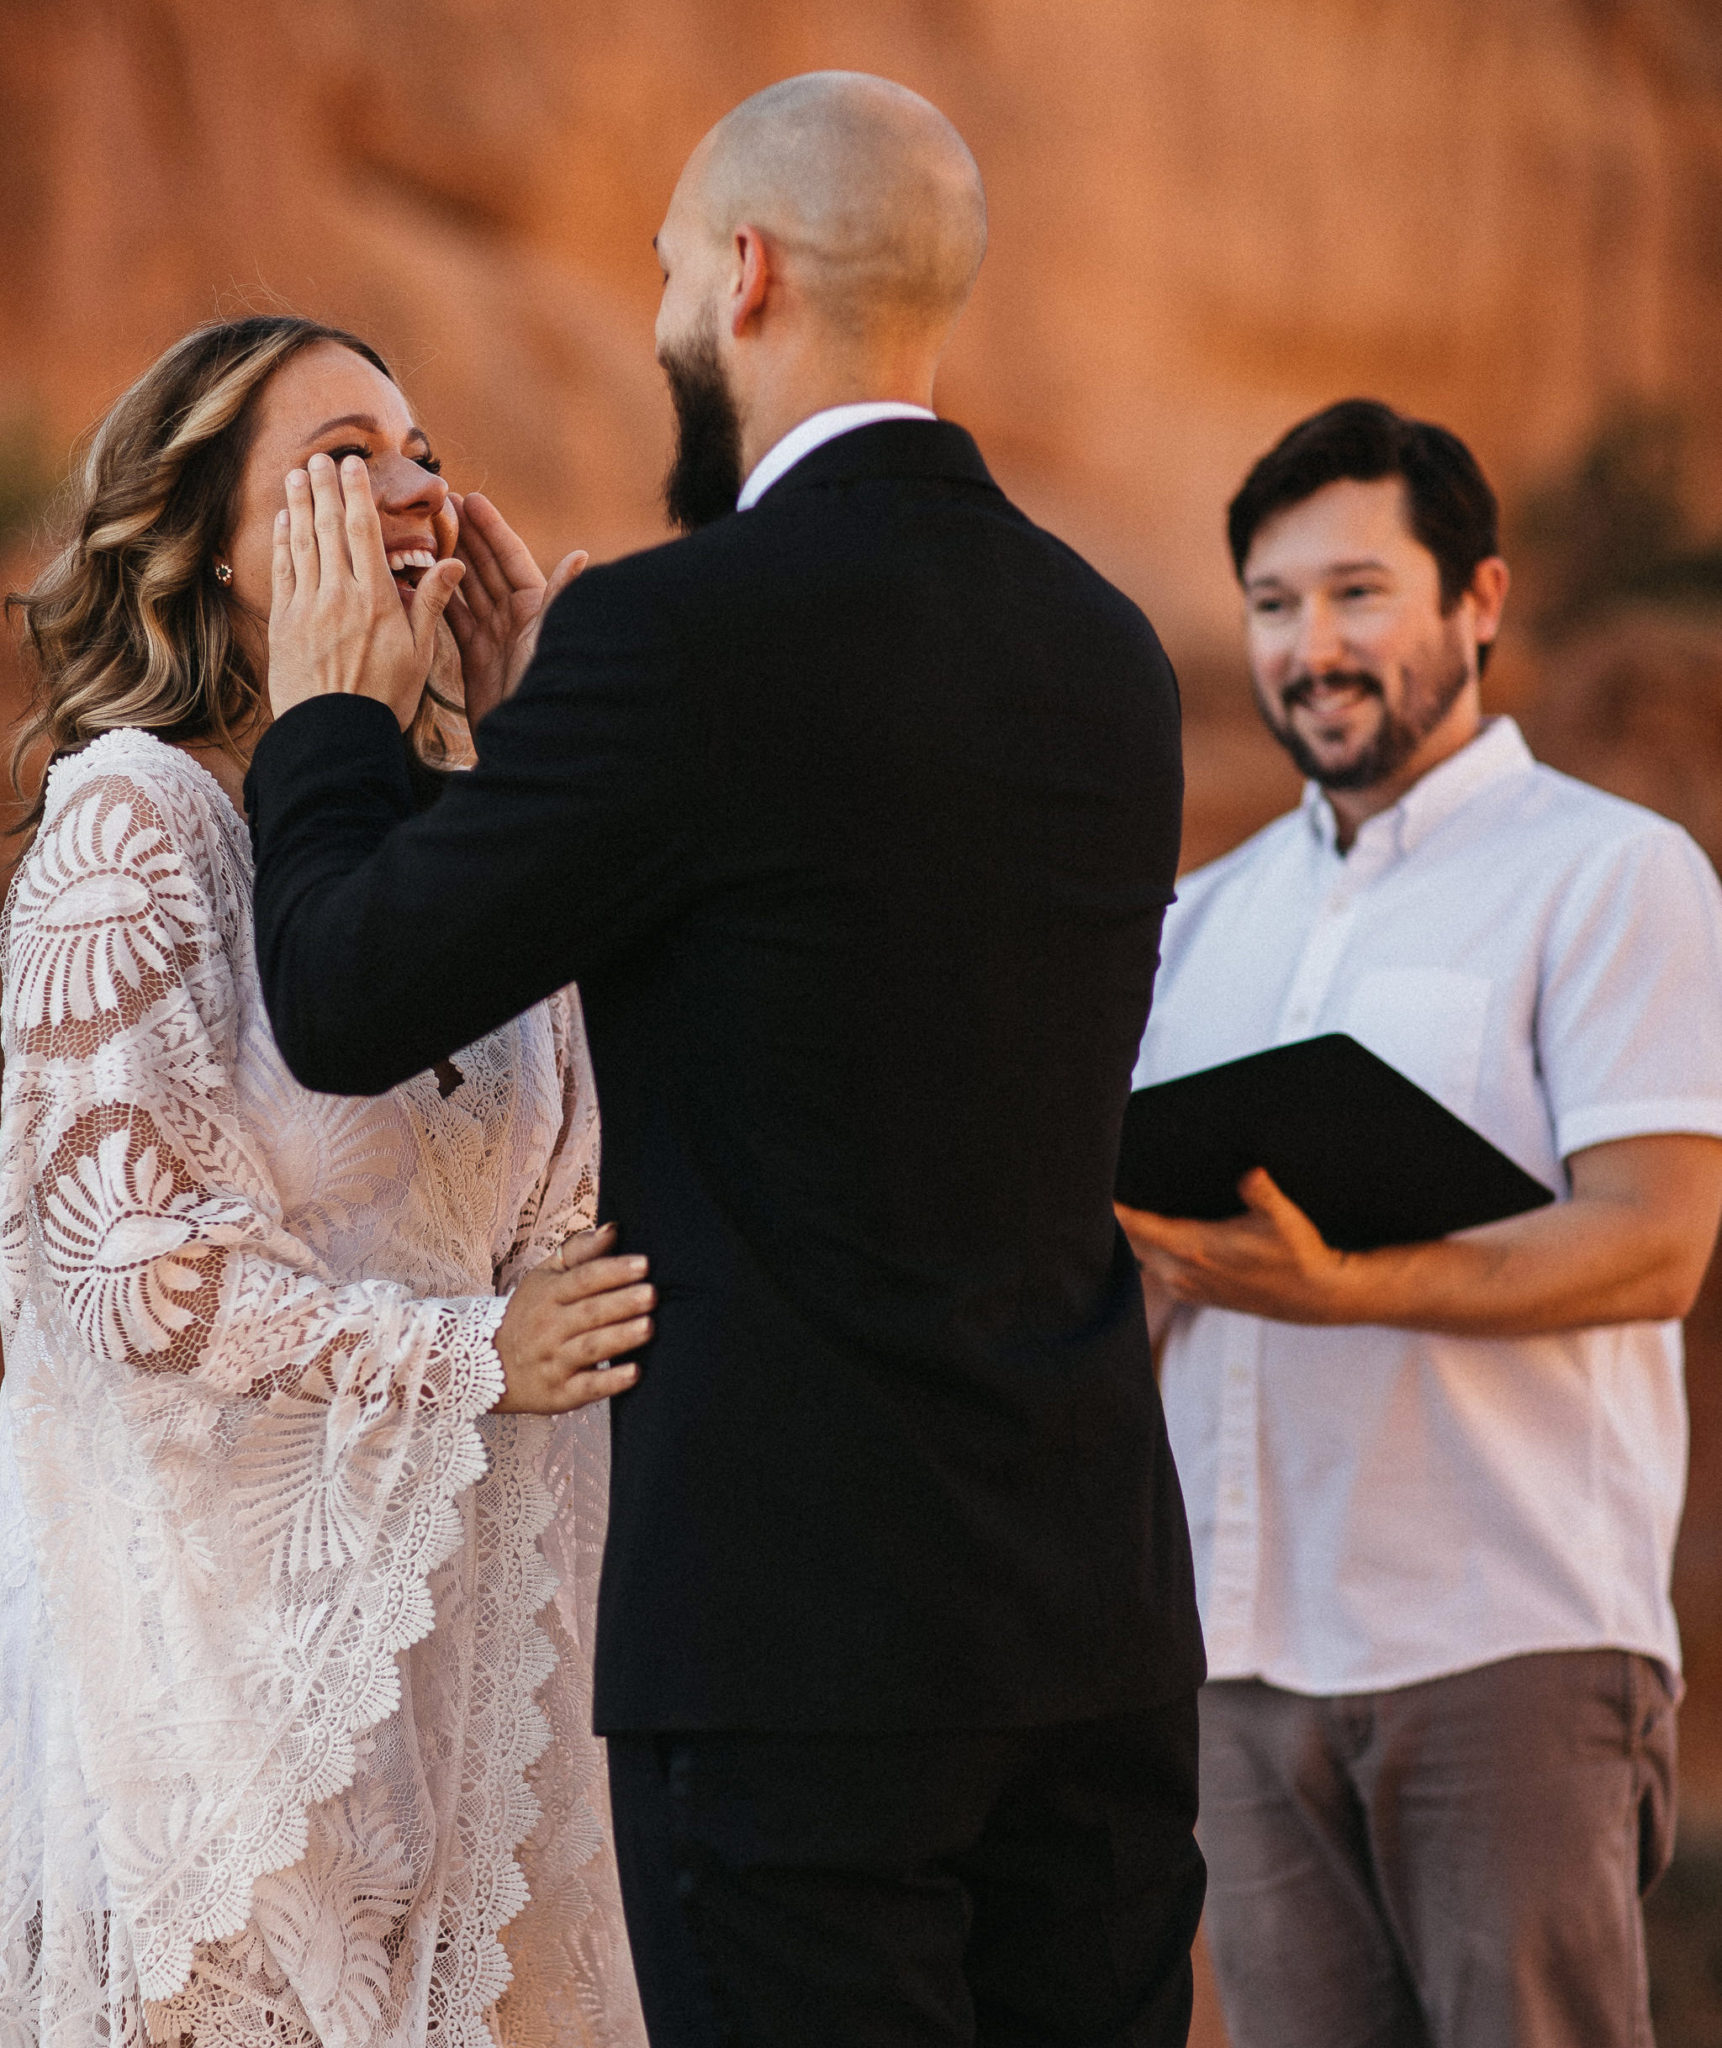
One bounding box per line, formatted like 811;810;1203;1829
1199;1651;1677;2048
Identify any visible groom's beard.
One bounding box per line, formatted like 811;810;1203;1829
662;327;744;532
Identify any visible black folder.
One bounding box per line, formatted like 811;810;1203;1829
1116;1033;1554;1252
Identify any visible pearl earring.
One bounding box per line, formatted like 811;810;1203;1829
213;561;233;587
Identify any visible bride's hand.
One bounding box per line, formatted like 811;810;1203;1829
445;490;587;728
268;453;464;728
491;1222;653;1413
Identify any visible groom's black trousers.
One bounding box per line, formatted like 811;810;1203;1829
607;1696;1205;2048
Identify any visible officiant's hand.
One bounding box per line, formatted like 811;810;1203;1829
492;1222;654;1413
1122;1137;1722;1339
268;454;465;728
1116;1168;1361;1326
445;491;587;728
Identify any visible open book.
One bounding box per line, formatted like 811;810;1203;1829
1116;1033;1554;1252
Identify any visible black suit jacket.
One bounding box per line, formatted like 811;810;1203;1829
248;420;1204;1731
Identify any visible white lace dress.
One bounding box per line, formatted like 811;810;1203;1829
0;730;645;2048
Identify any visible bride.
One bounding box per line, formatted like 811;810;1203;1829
0;315;647;2046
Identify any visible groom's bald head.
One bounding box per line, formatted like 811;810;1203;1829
653;74;985;529
680;72;987;339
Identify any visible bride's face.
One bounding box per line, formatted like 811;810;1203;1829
224;342;456;682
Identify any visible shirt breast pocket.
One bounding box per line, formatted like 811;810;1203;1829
1340;968;1492;1122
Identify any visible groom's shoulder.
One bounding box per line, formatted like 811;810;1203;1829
525;528;727;676
585;497;1141;609
544;514;783;627
542;506;871;659
542;469;1170;674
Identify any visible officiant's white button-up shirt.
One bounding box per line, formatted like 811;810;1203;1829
1133;717;1722;1695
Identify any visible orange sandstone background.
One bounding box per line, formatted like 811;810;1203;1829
7;3;1722;2038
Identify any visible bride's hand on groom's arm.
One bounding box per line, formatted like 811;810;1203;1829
491;1221;653;1413
267;453;465;728
445;491;587;728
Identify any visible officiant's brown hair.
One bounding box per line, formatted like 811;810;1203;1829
1226;398;1501;674
7;314;450;834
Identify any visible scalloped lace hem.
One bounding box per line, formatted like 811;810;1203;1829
130;1299;508;2005
426;1418;562;2045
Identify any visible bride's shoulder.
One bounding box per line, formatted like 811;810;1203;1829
41;728;237;829
22;729;247;927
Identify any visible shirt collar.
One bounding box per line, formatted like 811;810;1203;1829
736;403;939;511
1303;715;1537;859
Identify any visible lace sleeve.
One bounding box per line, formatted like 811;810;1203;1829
498;986;601;1290
0;768;509;2007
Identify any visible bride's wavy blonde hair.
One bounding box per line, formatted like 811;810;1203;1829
10;314;463;833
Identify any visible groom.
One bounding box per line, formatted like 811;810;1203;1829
249;73;1204;2047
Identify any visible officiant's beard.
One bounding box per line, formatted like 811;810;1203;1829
1261;645;1470;791
662;328;744;532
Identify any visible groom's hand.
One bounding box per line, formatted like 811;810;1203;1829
445;490;587;727
492;1222;653;1412
267;452;464;729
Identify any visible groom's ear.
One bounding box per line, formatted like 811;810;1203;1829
728;224;773;337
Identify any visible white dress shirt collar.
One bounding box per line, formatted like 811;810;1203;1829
736;402;938;511
1304;715;1536;859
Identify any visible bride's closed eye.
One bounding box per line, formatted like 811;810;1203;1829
319;441;444;477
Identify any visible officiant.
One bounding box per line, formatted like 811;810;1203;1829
1117;399;1722;2048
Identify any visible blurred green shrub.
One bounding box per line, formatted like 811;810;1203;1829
1515;409;1722;639
0;416;56;554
